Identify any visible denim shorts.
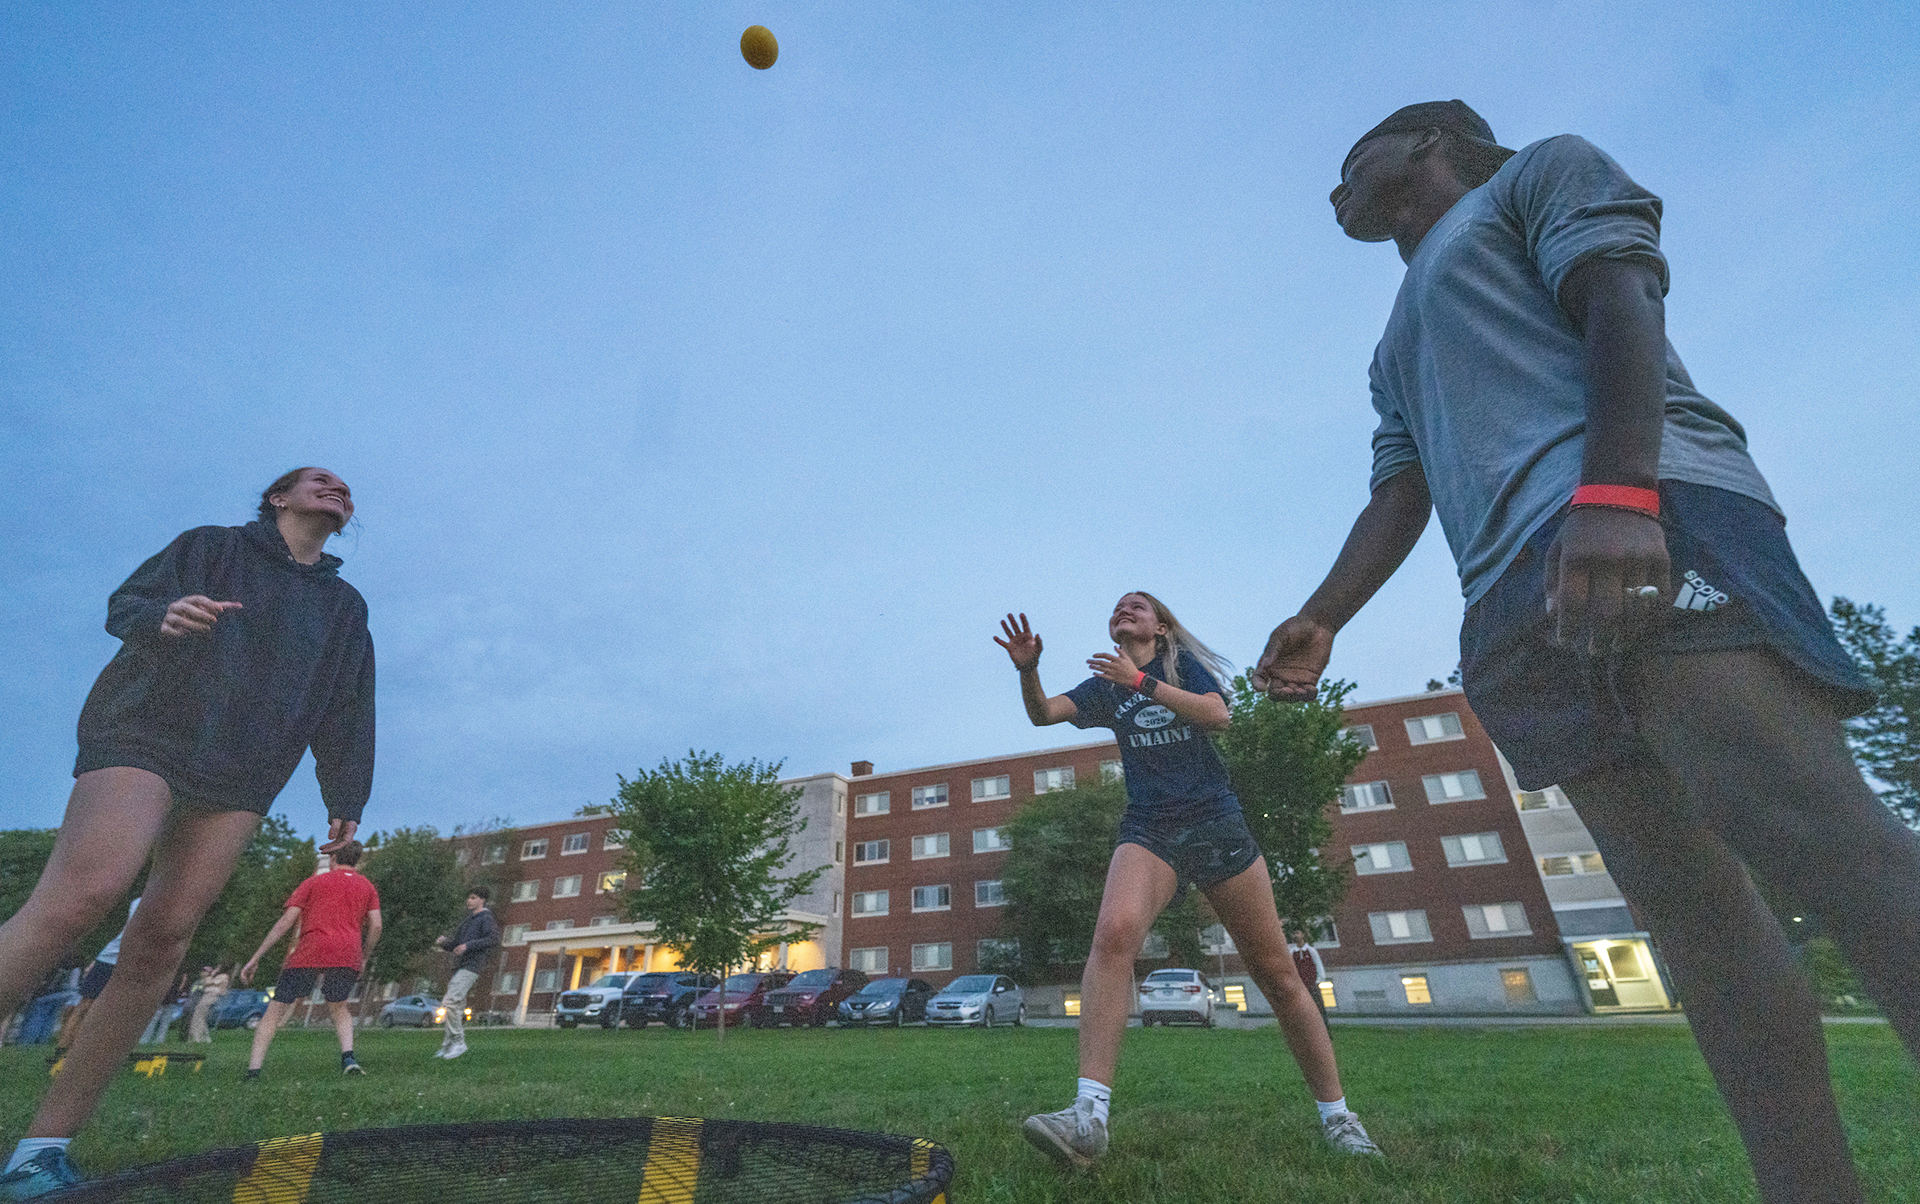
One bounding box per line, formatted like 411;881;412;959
1117;809;1263;897
1460;481;1876;790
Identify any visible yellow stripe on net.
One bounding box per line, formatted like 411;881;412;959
635;1117;704;1204
912;1138;945;1204
232;1132;324;1204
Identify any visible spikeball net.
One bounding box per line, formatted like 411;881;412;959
46;1117;953;1204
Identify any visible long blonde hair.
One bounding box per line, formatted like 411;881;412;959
1127;591;1233;694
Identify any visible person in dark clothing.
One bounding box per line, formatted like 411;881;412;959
0;468;374;1200
432;887;500;1061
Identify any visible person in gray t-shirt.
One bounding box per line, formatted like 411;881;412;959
1252;101;1918;1204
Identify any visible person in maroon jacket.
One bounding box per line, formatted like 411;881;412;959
1287;925;1329;1026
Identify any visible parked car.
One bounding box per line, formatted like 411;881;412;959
687;971;792;1029
614;972;721;1029
555;972;643;1028
761;968;868;1027
208;989;272;1030
836;977;936;1028
1138;968;1216;1027
378;995;471;1028
926;975;1025;1028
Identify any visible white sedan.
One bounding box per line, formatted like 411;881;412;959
1138;968;1217;1027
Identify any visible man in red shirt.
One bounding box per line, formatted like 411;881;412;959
239;841;381;1078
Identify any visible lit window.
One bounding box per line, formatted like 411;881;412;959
854;792;890;816
854;839;890;864
1441;832;1507;866
1608;944;1649;981
1352;841;1411;875
511;880;539;903
561;833;589;855
483;845;506;865
1516;786;1570;810
1368;910;1433;945
974;880;1006;907
1539;852;1607;877
851;890;889;917
502;924;530;945
1099;759;1124;784
1501;967;1538;1004
552;875;582;899
849;947;887;973
1063;992;1082;1016
911;833;950;859
972;827;1010;853
596;872;626;894
1402;975;1433;1004
521;839;549;860
1341;724;1378;751
1034;767;1075;794
1423;770;1486;803
1462;902;1532;938
1221;984;1247;1012
912;784;949;810
972;776;1011;801
911;943;953;972
1318;981;1337;1009
911;885;951;912
1340;781;1393;812
495;971;521;994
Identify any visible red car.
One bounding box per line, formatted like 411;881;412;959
687;971;793;1028
761;968;869;1027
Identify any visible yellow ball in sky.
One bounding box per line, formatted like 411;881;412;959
740;25;778;70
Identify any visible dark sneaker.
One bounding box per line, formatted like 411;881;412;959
1322;1111;1382;1156
342;1056;364;1075
1021;1098;1108;1170
244;1068;261;1081
0;1147;82;1200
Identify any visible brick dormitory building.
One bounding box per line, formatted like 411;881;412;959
443;688;1673;1021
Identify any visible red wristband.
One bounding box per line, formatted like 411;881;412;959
1570;484;1660;517
1134;671;1149;691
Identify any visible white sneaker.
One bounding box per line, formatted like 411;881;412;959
1021;1098;1108;1170
431;1048;447;1059
1322;1111;1382;1156
441;1043;468;1060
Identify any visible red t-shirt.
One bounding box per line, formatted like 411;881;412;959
283;869;380;970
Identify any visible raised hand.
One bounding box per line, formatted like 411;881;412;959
160;595;243;637
1088;647;1141;687
1252;615;1335;701
994;613;1044;671
319;817;358;854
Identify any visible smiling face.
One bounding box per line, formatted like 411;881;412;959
1108;593;1168;645
1329;131;1425;243
271;468;354;532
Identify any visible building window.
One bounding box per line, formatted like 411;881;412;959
911;784;949;810
1607;944;1650;981
588;915;618;928
1341;724;1378;751
502;924;530;945
854;791;890;817
603;831;624;850
561;833;589;855
854;839;890;865
1402;975;1433;1005
545;919;575;931
483;845;506;865
521;838;549;860
849;947;888;973
974;880;1006;907
1539;852;1608;876
496;971;521;994
1501;967;1538;1004
1063;992;1082;1017
1339;781;1393;812
1463;902;1532;938
1308;918;1340;948
973;827;1010;854
552;875;583;899
911;833;950;859
1423;770;1486;803
1099;759;1124;784
1034;767;1076;794
1220;984;1246;1012
834;791;846;816
911;943;953;972
911;885;951;912
1405;712;1465;744
454;848;472;867
596;871;627;894
852;890;889;917
1441;832;1507;866
1368;910;1433;945
1318;981;1338;1009
977;937;1018;967
1352;841;1412;875
972;775;1011;801
1516;786;1571;810
511;880;539;903
533;968;560;992
1139;930;1169;958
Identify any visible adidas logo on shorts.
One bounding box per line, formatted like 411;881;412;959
1673;569;1730;612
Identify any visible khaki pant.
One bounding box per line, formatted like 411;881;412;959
187;989;223;1043
439;968;479;1049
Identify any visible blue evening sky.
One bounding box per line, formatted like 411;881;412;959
5;1;1915;840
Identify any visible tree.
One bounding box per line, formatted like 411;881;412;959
188;816;315;976
1215;677;1370;938
360;826;470;1007
607;751;825;1043
1829;598;1920;828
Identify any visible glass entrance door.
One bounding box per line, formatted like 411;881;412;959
1571;939;1671;1011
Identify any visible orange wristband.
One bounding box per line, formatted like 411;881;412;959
1571;484;1660;517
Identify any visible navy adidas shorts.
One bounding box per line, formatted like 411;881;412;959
1460;480;1876;790
1117;809;1263;897
273;966;360;1004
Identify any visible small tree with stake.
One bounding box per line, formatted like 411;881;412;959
607;751;825;1043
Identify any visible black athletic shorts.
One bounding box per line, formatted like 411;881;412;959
1117;809;1263;897
273;966;360;1004
78;960;115;1000
1461;481;1877;790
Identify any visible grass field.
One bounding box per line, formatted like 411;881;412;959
2;1021;1913;1203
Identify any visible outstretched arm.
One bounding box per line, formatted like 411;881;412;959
994;613;1078;726
240;905;302;985
1252;465;1433;700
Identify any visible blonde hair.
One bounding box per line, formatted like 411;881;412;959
1126;591;1234;694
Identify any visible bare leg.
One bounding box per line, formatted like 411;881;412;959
27;804;260;1139
1204;858;1343;1103
248;1001;293;1072
328;1002;355;1056
1077;843;1177;1087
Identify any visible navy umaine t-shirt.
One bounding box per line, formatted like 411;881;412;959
1065;651;1239;825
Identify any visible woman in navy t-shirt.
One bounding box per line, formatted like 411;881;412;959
997;592;1378;1168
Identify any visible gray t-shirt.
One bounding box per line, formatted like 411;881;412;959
1368;134;1777;605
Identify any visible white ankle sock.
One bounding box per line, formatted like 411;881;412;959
1076;1077;1111;1126
7;1139;71;1174
1316;1096;1349;1122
